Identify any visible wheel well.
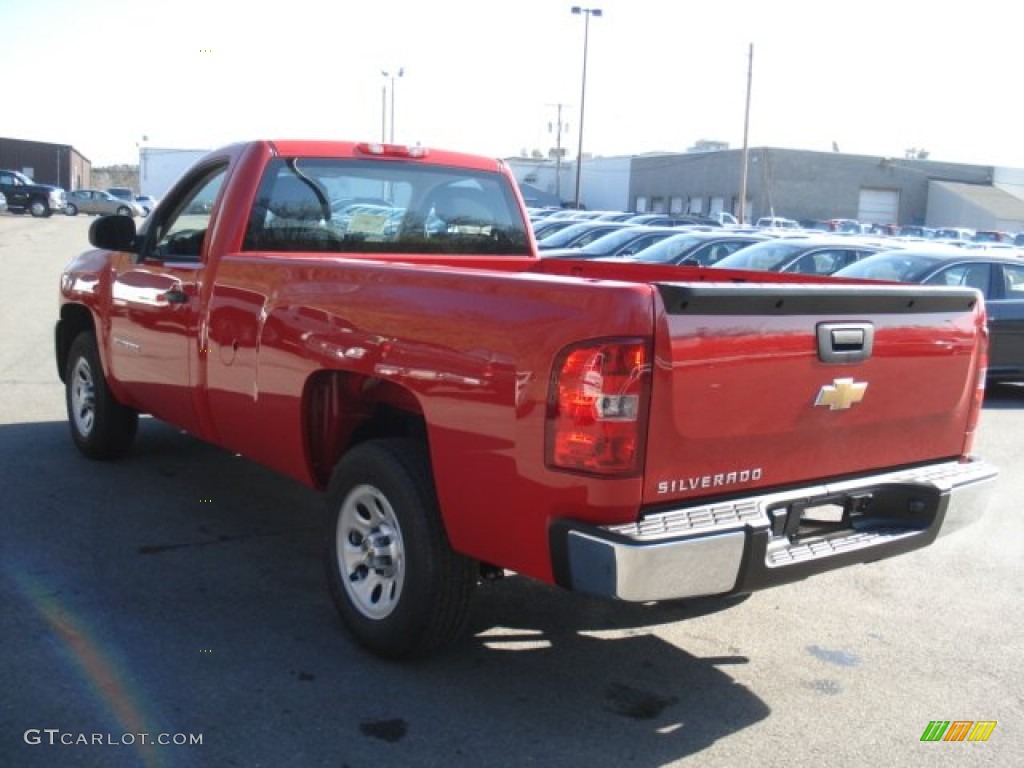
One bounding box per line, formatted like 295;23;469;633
305;370;427;488
56;304;96;382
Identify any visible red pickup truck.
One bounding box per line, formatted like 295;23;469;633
56;140;998;658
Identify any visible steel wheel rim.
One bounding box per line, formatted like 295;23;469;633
70;357;96;436
335;483;405;620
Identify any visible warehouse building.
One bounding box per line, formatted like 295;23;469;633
0;137;91;191
508;147;1024;232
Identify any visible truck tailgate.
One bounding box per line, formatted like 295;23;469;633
642;281;985;506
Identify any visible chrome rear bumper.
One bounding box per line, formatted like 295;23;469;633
551;458;998;602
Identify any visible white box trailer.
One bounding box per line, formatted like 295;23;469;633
139;147;210;199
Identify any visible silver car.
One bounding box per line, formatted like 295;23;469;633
65;189;145;217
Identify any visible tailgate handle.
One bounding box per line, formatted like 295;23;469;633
817;322;873;363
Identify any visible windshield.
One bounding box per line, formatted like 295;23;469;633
712;240;807;271
538;223;617;248
832;252;946;282
620;233;704;263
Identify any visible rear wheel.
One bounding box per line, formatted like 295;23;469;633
65;203;78;216
116;205;132;216
65;332;138;459
324;439;476;659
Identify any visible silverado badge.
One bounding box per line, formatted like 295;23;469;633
815;378;867;410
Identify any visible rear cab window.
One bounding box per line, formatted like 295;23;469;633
243;157;532;255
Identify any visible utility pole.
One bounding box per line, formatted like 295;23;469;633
547;103;570;203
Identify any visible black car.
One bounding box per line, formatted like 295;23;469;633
833;247;1024;382
536;221;636;250
541;226;680;259
616;230;771;266
710;236;886;275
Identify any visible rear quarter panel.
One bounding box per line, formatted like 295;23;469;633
206;255;658;582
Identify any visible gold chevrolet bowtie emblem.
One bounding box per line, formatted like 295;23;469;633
815;378;868;410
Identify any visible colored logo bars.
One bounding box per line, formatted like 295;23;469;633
920;721;997;742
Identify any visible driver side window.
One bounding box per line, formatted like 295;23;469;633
149;164;228;260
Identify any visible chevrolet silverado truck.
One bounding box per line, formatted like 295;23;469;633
0;169;67;217
55;140;998;658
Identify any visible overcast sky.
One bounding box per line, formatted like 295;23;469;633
3;0;1018;168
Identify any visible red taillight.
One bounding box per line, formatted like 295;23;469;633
355;142;429;159
546;339;651;475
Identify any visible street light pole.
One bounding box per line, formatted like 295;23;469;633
547;102;569;202
571;6;601;209
739;44;753;225
382;68;405;143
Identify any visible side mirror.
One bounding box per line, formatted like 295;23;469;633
89;215;138;252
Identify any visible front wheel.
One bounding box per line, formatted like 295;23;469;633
65;332;138;459
29;199;51;217
324;439;477;659
116;205;132;216
65;203;78;216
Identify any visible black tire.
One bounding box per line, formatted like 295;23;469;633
65;203;78;216
116;205;132;217
65;332;138;459
29;198;51;218
324;439;477;659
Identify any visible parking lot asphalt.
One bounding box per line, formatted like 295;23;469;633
1;211;1021;767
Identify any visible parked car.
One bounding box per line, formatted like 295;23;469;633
710;236;887;275
934;227;975;242
542;208;595;221
755;216;801;231
832;247;1024;382
106;187;136;202
135;195;159;215
531;218;584;240
541;226;680;259
536;221;636;250
0;190;6;214
0;169;66;217
328;201;407;237
625;213;721;228
593;211;641;222
617;231;772;266
898;225;936;239
65;189;146;217
972;230;1013;244
709;211;739;227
